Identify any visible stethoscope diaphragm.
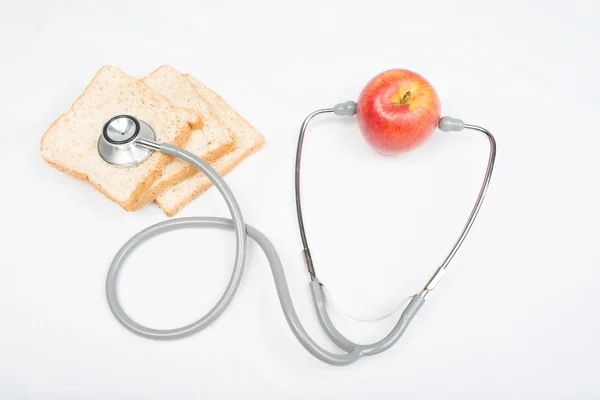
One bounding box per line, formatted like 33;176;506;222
97;115;156;167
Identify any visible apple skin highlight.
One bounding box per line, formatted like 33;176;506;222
356;69;441;155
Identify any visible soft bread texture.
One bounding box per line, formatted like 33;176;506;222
128;66;236;210
156;74;265;216
40;65;201;211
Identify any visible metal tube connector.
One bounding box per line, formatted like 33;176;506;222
134;138;162;151
302;248;317;281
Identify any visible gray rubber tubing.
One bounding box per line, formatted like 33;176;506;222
105;142;425;366
310;282;424;355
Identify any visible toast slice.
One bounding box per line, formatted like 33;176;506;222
155;74;265;216
128;65;236;211
40;65;201;211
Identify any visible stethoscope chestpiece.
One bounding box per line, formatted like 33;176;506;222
97;115;157;167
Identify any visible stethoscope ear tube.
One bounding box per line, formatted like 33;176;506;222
294;104;497;298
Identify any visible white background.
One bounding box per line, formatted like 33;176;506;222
1;0;599;398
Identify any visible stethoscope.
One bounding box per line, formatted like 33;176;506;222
99;102;496;367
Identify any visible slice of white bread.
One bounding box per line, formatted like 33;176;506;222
128;66;236;211
40;65;201;211
156;74;265;216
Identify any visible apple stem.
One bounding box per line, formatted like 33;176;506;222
399;91;412;104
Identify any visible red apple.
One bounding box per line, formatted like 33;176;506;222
356;69;441;155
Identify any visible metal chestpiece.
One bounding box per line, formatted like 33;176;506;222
97;115;157;167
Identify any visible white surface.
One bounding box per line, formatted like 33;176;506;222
1;0;599;398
